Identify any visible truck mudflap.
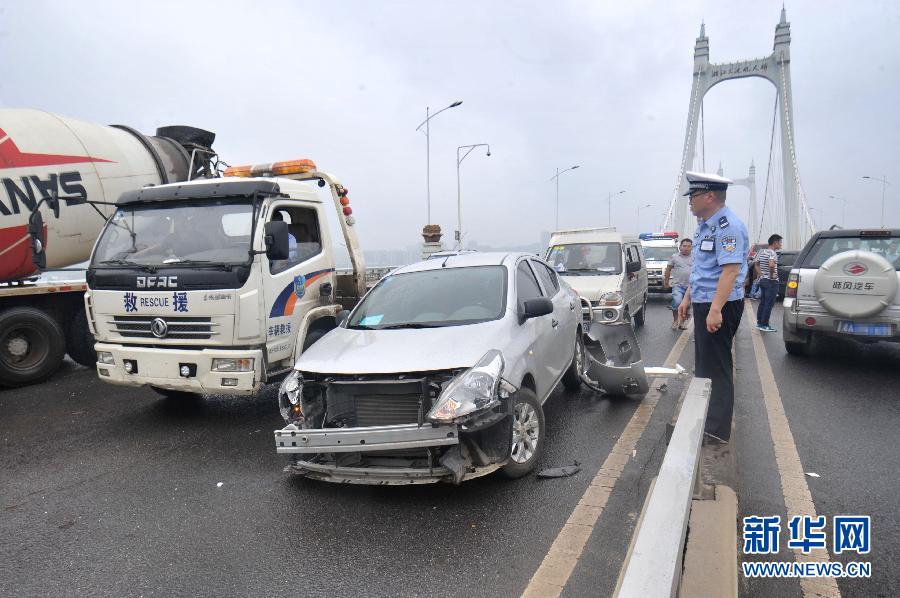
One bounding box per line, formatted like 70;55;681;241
581;321;685;396
274;422;459;454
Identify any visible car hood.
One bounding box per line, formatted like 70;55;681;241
295;317;512;374
559;274;623;300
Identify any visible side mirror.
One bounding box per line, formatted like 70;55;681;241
28;210;46;270
626;260;641;273
522;297;554;319
264;220;290;261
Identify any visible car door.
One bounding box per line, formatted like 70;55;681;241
515;259;556;400
262;202;333;369
622;243;637;313
530;258;575;379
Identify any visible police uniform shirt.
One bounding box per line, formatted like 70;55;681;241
689;205;749;303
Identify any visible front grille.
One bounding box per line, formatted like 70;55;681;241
108;315;217;340
324;379;430;427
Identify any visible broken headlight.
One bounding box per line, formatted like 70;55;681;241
278;370;303;422
427;350;504;424
597;291;623;306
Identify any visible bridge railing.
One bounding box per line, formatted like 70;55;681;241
614;376;712;598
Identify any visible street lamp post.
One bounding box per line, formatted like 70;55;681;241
828;195;850;228
550;165;580;230
636;204;652;231
416;100;463;224
607;190;626;227
456;143;491;249
861;175;890;227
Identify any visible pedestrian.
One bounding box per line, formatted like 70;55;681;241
755;234;783;332
677;171;749;444
663;238;693;330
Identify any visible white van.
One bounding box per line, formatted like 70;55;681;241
545;227;648;327
639;232;680;294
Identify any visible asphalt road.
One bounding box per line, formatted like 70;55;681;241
0;298;688;598
3;298;897;597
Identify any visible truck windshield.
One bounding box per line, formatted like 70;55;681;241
546;243;622;275
641;246;677;261
348;266;507;329
91;199;254;267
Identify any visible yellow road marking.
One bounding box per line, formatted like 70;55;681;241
521;323;693;598
745;301;841;598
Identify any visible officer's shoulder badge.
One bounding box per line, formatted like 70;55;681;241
718;215;730;229
721;235;737;252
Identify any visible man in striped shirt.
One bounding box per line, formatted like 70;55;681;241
755;234;783;331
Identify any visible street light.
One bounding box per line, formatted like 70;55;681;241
828;195;851;228
636;204;652;232
861;175;890;227
550;165;580;230
607;190;626;227
456;143;491;249
416;100;463;224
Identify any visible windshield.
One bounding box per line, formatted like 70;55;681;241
348;266;507;329
546;243;622;275
804;236;900;270
642;246;678;261
91;199;254;267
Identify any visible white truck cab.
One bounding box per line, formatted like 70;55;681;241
545;227;648;327
639;232;680;293
86;159;366;397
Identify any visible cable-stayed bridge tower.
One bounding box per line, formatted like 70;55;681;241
664;9;814;249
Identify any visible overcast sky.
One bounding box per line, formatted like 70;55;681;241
1;0;897;251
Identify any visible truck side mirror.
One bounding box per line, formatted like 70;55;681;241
522;297;554;320
626;260;641;273
28;209;47;270
264;220;290;261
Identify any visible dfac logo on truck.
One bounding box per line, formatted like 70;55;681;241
0;127;112;216
137;276;178;288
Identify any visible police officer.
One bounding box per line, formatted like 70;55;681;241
677;171;749;443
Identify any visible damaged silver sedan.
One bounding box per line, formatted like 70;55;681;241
274;252;586;484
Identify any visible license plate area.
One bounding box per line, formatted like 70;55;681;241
836;321;891;336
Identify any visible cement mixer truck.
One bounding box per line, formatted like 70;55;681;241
0;109;217;386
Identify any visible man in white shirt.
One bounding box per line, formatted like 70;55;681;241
754;234;783;331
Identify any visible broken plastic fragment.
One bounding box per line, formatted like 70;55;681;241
537;461;581;478
216;482;223;488
805;472;820;478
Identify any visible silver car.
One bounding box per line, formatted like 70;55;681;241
274;252;586;484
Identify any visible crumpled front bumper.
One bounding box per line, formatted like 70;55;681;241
274;422;502;484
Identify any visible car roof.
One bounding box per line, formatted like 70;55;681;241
393;251;537;274
810;228;899;238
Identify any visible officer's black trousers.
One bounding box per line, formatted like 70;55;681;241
692;300;744;441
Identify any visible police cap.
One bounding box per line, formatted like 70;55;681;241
683;171;733;196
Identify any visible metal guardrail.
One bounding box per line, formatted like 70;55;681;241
615;376;712;598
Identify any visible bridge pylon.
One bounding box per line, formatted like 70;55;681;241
666;9;810;249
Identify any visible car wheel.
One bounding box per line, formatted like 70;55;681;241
0;307;66;387
634;295;647;327
502;388;544;478
784;341;807;356
562;331;586;391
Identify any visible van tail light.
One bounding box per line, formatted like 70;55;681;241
786;272;800;299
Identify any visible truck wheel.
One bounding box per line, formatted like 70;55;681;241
633;295;647;327
302;328;328;351
561;332;585;391
501;388;544;478
66;308;97;367
0;307;66;387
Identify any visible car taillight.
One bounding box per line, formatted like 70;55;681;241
786;272;799;298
